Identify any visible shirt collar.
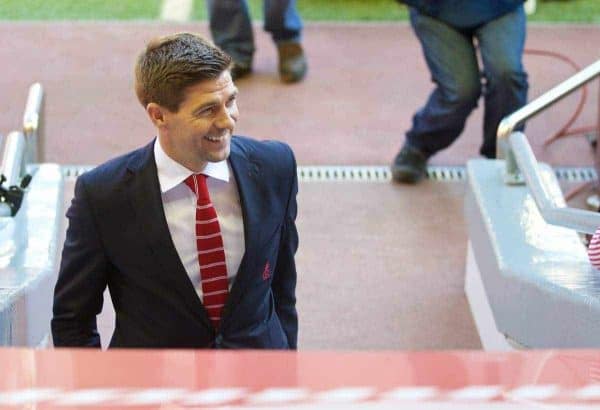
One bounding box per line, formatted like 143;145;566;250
154;138;230;193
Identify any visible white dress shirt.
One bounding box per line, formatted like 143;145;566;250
154;139;245;302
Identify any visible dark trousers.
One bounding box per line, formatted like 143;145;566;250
406;6;528;158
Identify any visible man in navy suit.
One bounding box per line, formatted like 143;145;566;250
51;32;299;349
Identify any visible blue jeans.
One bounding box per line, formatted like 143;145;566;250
406;6;528;159
207;0;303;65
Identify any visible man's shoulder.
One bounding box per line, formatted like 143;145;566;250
232;135;294;162
231;135;296;183
79;140;154;186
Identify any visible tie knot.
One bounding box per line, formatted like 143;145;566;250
184;174;210;202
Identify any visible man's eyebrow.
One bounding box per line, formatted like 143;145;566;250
192;99;219;114
191;91;238;115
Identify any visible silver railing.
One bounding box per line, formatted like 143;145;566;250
510;131;600;234
0;131;27;188
23;83;44;163
0;131;27;217
0;83;44;217
496;59;600;234
497;59;600;185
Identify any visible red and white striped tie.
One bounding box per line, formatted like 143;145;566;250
588;228;600;270
185;174;229;329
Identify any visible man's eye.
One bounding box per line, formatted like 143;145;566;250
197;107;214;116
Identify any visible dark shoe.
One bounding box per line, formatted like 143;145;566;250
277;42;307;83
391;143;428;184
231;61;252;81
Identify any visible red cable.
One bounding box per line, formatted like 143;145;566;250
564;180;594;201
523;50;600;202
523;48;592;146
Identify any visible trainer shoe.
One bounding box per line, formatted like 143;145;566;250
277;42;307;83
391;143;428;184
231;61;252;81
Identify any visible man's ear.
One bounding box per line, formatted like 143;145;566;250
146;103;168;128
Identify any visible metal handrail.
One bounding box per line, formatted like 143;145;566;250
497;59;600;184
22;82;44;163
0;131;27;217
0;131;26;188
510;131;600;234
0;83;43;217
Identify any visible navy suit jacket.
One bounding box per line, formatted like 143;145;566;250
51;136;298;349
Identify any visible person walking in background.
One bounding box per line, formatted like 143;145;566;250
52;33;299;349
391;0;529;184
206;0;307;83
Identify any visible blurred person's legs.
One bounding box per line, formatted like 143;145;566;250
264;0;307;83
207;0;306;82
207;0;255;79
392;8;480;184
476;6;528;158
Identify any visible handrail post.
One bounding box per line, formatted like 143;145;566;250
0;131;26;188
22;82;44;164
497;118;524;185
0;83;44;217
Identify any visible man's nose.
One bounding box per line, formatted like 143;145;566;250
215;107;236;129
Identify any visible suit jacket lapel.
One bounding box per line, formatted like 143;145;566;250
125;140;211;329
222;139;262;321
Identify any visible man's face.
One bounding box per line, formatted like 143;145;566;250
158;70;239;171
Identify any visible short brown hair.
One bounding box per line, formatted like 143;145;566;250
134;32;231;112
